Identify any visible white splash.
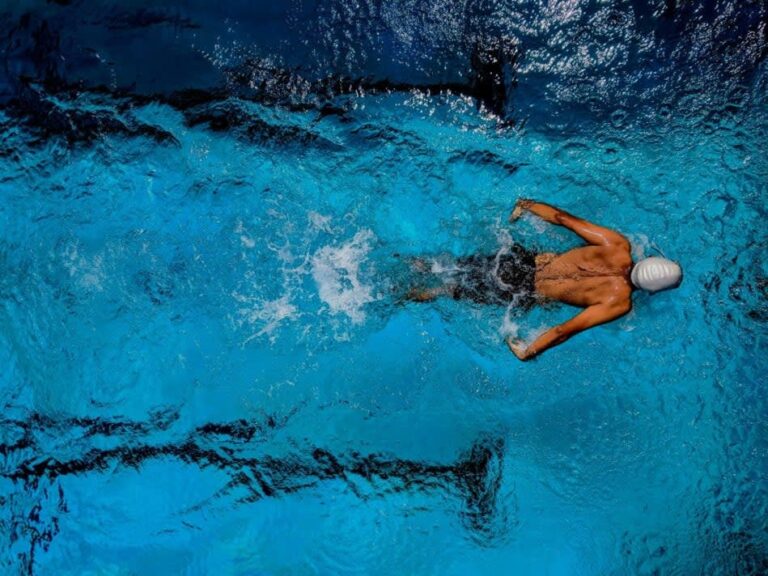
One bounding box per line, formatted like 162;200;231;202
61;241;105;292
494;225;515;249
499;315;520;339
234;219;256;249
627;233;651;260
499;299;525;338
308;211;335;233
236;293;298;345
311;229;378;324
428;256;460;275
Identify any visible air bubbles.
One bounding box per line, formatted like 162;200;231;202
720;144;750;173
597;137;623;165
675;91;703;117
657;105;673;122
554;139;590;162
311;229;378;325
610;108;628;129
725;83;750;113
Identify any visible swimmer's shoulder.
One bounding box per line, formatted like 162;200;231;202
605;280;633;312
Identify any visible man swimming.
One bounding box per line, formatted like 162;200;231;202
406;199;682;361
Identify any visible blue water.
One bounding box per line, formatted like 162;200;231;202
1;2;767;574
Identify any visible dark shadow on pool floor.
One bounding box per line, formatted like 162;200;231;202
1;412;510;572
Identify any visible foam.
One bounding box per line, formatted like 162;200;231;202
62;241;105;292
237;294;298;344
499;305;520;338
428;256;460;275
311;229;378;324
494;225;515;249
308;211;335;234
234;219;256;249
626;233;651;260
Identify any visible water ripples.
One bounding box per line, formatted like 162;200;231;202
1;1;767;574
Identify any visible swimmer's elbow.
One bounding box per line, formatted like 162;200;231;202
611;300;632;317
593;301;630;327
614;235;631;250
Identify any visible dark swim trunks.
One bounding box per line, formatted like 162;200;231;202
453;245;538;308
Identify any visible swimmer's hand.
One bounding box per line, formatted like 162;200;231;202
506;337;532;361
509;199;534;222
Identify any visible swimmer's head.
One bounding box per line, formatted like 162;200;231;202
630;257;682;293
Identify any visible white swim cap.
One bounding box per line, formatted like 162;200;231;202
630;257;682;292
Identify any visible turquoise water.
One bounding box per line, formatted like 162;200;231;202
1;2;767;574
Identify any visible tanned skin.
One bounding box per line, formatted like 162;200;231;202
506;199;633;361
407;199;634;361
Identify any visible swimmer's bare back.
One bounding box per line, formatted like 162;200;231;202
507;199;633;361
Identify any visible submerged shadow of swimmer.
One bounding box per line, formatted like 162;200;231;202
404;199;683;361
1;413;509;548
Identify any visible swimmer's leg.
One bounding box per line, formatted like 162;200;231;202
404;257;431;274
404;284;457;302
393;254;431;274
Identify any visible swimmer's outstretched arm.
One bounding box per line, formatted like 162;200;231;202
510;199;629;247
506;300;631;361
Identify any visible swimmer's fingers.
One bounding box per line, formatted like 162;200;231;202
509;199;534;222
505;336;530;361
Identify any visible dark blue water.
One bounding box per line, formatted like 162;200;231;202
1;1;767;574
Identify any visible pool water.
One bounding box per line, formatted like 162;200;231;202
1;2;767;575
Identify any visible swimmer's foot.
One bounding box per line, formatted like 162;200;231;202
404;287;438;302
402;285;456;303
393;254;429;272
409;258;430;273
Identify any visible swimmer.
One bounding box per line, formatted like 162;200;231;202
406;199;682;361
